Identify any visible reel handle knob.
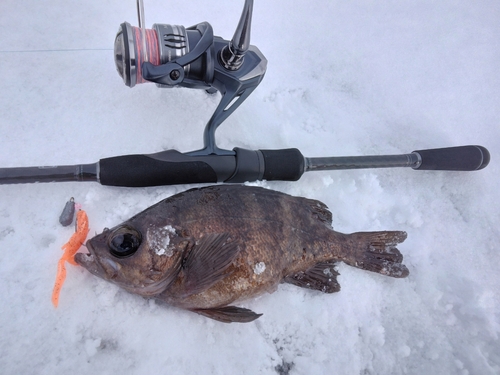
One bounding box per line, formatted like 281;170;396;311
220;0;254;70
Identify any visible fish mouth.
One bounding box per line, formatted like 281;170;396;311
74;241;104;277
74;239;177;296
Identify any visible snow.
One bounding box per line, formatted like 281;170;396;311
148;225;177;256
1;0;499;374
254;262;266;275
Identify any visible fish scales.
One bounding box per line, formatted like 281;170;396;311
152;187;342;303
75;185;409;323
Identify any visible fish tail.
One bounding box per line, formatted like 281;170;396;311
344;231;409;278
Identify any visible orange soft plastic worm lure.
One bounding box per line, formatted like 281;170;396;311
52;210;90;307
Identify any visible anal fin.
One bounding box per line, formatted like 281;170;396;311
191;306;263;323
283;261;340;293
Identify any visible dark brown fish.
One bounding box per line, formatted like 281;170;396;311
75;185;409;323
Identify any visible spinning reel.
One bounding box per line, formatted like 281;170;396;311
114;0;267;156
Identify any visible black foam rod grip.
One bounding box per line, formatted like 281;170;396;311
260;148;305;181
412;145;490;171
99;155;218;187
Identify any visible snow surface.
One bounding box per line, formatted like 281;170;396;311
1;0;499;374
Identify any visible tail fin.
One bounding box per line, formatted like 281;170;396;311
345;231;409;278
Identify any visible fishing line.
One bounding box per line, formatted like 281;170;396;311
0;48;112;53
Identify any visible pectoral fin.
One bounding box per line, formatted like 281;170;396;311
192;306;263;323
182;233;241;296
284;261;340;293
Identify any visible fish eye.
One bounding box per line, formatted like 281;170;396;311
108;225;142;258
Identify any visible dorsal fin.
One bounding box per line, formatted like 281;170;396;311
301;197;333;226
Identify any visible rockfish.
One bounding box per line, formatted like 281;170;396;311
75;185;409;323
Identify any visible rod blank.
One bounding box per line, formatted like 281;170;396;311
0;163;98;184
305;153;420;171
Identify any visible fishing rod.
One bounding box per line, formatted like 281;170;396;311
0;0;490;187
0;146;490;186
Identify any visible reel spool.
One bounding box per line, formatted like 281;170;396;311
114;22;214;89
